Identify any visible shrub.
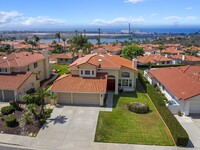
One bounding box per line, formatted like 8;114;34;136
5;115;18;127
27;95;41;106
127;102;149;114
138;72;189;146
1;106;15;115
44;108;53;119
9;100;21;110
23;112;33;124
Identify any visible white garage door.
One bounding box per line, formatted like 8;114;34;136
190;101;200;114
57;93;71;105
74;93;100;106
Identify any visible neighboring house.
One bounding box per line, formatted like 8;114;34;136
137;54;172;66
161;47;183;56
93;44;123;55
50;53;138;106
139;44;159;55
0;72;40;101
0;50;51;102
0;50;51;81
52;53;78;64
146;66;200;115
171;54;200;65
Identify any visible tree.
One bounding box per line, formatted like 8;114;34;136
33;35;40;43
121;45;144;60
24;38;29;44
97;28;101;46
55;32;61;43
62;38;66;49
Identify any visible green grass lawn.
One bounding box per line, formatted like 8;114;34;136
52;64;70;76
95;85;175;146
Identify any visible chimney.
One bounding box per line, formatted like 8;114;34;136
78;50;83;58
165;54;168;58
182;54;186;61
41;50;50;79
132;58;137;69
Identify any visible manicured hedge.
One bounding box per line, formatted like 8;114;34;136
5;115;18;127
138;73;189;146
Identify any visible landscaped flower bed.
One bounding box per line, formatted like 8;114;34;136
0;89;54;137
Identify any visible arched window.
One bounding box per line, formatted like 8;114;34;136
121;72;130;78
108;75;115;79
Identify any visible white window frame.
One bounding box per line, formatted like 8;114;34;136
118;78;133;88
0;68;8;73
80;69;96;77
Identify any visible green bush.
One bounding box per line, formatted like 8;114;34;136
44;108;53;119
5;115;18;127
9;100;21;110
1;106;15;115
138;72;189;146
127;102;149;114
23;112;33;124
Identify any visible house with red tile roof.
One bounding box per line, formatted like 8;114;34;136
161;47;184;56
137;54;173;65
138;44;159;55
0;50;51;102
50;53;138;106
170;54;200;65
93;44;123;54
50;52;78;64
146;65;200;115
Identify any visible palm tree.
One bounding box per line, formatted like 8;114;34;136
36;89;51;117
83;30;86;37
62;38;66;49
55;32;61;43
98;28;101;46
75;30;78;37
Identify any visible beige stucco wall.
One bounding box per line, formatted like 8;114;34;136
17;74;40;99
70;70;79;75
79;63;96;69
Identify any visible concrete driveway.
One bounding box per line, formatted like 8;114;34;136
32;105;99;150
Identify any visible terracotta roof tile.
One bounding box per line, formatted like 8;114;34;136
0;51;45;68
149;66;200;100
0;72;33;90
50;73;107;93
138;54;172;64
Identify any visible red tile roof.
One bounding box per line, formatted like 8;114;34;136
70;53;137;71
50;73;107;93
170;55;200;62
93;44;123;52
0;51;45;68
148;66;200;100
0;72;33;90
138;54;172;64
162;47;183;54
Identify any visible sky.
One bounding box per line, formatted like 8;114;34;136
0;0;200;30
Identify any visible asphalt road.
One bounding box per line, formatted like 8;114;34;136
0;145;34;150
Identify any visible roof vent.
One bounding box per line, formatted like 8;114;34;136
3;57;7;59
99;54;104;58
25;54;29;56
98;59;102;62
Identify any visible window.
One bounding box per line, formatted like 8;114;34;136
0;68;7;73
85;70;90;75
119;79;133;87
92;70;94;75
34;62;38;68
121;72;130;78
81;70;83;75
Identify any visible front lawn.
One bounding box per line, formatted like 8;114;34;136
95;86;174;146
52;64;70;76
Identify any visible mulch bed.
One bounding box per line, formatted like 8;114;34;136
0;109;41;136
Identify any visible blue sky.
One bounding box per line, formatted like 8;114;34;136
0;0;200;30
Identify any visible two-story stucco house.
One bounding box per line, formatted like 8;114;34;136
0;50;51;101
50;53;138;106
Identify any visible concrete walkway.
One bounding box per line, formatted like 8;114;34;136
99;92;113;112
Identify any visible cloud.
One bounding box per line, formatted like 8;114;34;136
0;10;66;28
21;16;66;26
164;16;183;22
186;7;193;10
0;11;23;24
124;0;143;4
186;16;198;20
150;13;157;18
91;17;144;26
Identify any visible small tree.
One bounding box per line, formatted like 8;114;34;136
121;45;144;60
55;32;61;43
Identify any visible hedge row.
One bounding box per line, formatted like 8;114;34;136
138;73;189;146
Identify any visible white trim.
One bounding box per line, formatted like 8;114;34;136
51;91;106;94
79;69;96;77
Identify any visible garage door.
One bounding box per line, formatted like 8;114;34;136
190;101;200;114
57;93;71;105
4;90;15;102
74;93;100;106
